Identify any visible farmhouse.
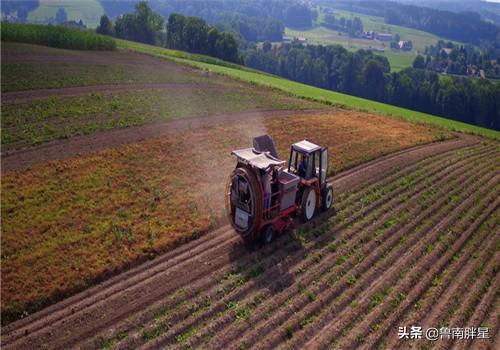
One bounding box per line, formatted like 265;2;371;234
362;31;375;40
375;32;393;41
398;40;413;51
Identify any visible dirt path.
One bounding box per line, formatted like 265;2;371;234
0;134;482;350
1;82;229;104
1;109;327;172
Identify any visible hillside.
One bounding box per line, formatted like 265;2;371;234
286;4;471;72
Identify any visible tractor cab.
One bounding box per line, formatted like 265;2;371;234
288;140;333;221
288;140;328;187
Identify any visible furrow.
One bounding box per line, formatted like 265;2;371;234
210;150;496;349
182;147;494;348
97;142;485;348
359;211;499;350
288;167;499;349
432;251;500;350
346;206;499;350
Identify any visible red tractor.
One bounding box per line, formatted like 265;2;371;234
226;135;334;243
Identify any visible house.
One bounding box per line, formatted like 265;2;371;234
375;32;393;41
398;40;412;51
362;31;375;40
440;48;453;56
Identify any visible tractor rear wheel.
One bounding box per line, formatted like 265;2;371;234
301;187;317;222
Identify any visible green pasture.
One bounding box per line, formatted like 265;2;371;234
27;0;104;28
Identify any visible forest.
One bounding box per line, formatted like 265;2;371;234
243;42;500;130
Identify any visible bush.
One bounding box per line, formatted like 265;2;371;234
1;22;116;50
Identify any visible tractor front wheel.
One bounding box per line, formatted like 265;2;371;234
322;185;334;211
301;187;317;222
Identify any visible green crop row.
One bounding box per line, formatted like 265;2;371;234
1;22;116;50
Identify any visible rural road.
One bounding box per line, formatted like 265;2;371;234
1;109;327;171
1;134;480;350
1;83;232;104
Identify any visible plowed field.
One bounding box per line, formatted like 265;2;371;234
3;136;498;350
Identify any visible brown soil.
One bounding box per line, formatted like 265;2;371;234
106;145;483;350
2;135;491;350
240;155;498;350
1;82;230;103
1;109;327;172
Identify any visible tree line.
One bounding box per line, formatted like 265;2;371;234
243;42;500;130
97;2;239;63
99;0;314;43
323;14;363;37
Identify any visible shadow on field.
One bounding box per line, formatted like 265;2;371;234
227;227;307;296
226;205;339;297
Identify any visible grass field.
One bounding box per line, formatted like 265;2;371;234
117;40;500;139
1;111;448;324
284;27;416;71
27;0;104;28
293;6;460;71
327;8;442;51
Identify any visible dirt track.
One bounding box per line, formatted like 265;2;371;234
1;82;230;104
3;134;498;350
0;109;327;172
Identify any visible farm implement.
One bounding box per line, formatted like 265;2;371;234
226;135;334;243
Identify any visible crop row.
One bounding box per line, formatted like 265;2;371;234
258;152;499;349
171;147;496;348
91;143;498;350
90;144;483;348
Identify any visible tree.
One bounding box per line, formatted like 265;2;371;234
215;32;239;62
324;14;335;25
166;13;186;50
134;1;164;44
96;15;114;36
115;1;163;44
55;7;67;25
413;55;426;69
263;40;272;53
182;16;209;54
207;27;220;56
362;60;386;101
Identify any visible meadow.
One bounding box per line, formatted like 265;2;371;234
289;6;458;72
27;0;104;28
